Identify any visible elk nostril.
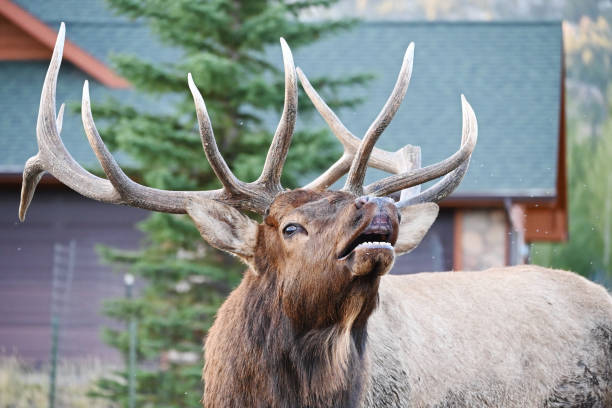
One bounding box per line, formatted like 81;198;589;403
354;196;369;209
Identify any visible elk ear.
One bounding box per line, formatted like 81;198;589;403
186;198;259;261
395;203;439;256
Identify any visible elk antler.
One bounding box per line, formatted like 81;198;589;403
365;95;477;205
297;44;478;206
21;24;477;222
298;60;420;191
343;43;415;195
19;23;298;220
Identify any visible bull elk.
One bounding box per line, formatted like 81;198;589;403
20;24;612;407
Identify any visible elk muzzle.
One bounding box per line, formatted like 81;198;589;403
340;197;399;277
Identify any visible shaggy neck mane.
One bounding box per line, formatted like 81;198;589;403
227;267;375;407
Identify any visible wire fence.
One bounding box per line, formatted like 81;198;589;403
0;240;133;408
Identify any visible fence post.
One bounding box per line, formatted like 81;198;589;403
124;273;137;408
49;240;76;408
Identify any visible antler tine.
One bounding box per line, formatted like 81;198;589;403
187;73;243;193
296;67;355;150
19;23;122;221
366;95;478;198
82;80;210;213
397;160;470;207
297;68;404;191
396;99;475;207
19;104;64;221
256;38;298;192
56;102;65;134
343;43;414;195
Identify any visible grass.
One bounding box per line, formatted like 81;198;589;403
0;354;119;408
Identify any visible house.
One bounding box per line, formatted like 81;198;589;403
0;0;566;362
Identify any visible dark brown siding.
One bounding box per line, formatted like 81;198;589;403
0;189;147;363
391;209;454;274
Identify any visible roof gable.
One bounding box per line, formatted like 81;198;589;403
0;0;128;88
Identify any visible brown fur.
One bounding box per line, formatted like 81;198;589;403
191;190;612;407
202;191;390;407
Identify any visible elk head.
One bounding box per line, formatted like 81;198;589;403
20;23;477;332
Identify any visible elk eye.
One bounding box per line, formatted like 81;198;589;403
282;223;304;237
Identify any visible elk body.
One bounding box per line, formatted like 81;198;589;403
21;24;612;407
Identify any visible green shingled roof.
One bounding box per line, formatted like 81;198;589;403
296;21;562;197
1;0;562;198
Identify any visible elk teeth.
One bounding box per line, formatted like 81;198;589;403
356;241;394;250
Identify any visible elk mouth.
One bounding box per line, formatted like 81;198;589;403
338;214;395;259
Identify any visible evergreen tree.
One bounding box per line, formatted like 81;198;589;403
532;94;612;287
531;4;612;287
88;1;369;406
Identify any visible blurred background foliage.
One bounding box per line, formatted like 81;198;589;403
85;0;612;407
533;8;612;284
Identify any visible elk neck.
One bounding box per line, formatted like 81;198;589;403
203;191;393;407
204;260;379;407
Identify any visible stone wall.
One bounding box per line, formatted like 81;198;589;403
460;209;508;270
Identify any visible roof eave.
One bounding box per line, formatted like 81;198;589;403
0;0;129;88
